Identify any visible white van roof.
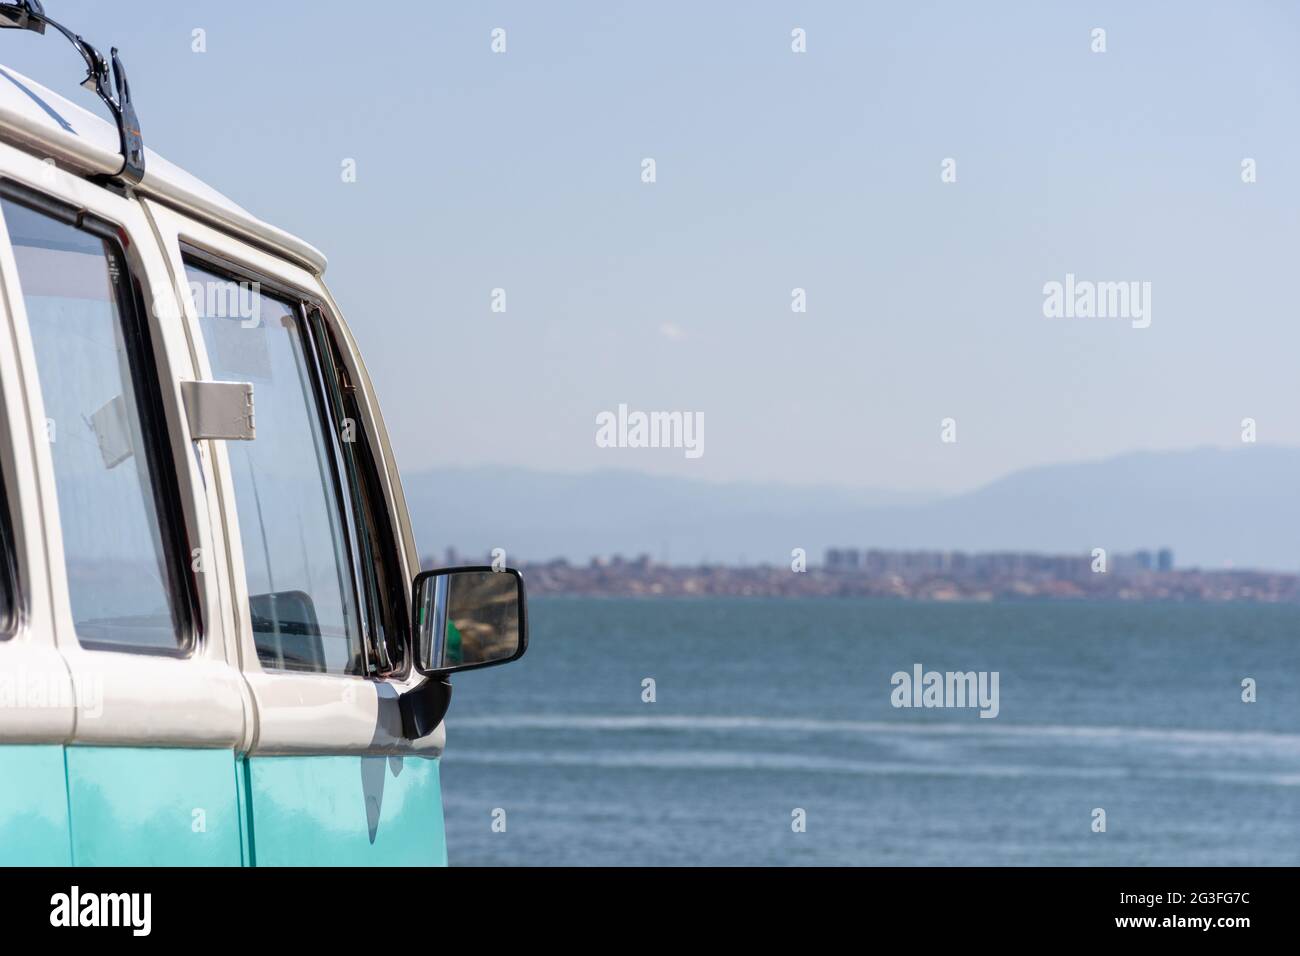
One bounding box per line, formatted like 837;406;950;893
0;62;327;274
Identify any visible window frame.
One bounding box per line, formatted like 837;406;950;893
181;243;410;679
0;172;80;749
307;304;410;677
0;418;21;639
0;179;202;657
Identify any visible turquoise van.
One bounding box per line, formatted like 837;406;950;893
0;2;526;866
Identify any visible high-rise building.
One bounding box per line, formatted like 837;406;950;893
825;548;862;571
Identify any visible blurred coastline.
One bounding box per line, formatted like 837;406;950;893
433;547;1300;603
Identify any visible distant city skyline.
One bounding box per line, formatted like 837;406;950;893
440;544;1178;572
501;544;1300;604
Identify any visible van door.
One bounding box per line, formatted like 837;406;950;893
145;202;447;866
0;148;247;865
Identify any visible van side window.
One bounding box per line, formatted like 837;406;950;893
2;195;194;651
185;264;365;674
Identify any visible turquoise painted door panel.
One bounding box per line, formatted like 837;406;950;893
247;755;447;866
0;745;71;865
65;747;243;866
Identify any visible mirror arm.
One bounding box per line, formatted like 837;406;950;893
399;675;452;740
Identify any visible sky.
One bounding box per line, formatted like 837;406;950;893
2;1;1297;495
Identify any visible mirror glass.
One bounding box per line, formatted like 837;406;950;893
415;568;525;673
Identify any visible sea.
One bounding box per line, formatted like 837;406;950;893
441;597;1300;866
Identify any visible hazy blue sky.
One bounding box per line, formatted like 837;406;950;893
4;1;1297;494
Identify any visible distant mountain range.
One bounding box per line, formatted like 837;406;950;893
401;446;1300;572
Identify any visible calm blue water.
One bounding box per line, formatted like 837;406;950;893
442;598;1300;866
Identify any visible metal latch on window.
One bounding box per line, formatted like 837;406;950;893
181;380;255;441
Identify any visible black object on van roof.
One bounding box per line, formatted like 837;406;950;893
0;0;143;185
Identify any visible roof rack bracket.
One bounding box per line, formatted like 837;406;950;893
0;1;144;185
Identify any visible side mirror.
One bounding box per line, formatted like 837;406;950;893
412;566;528;676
